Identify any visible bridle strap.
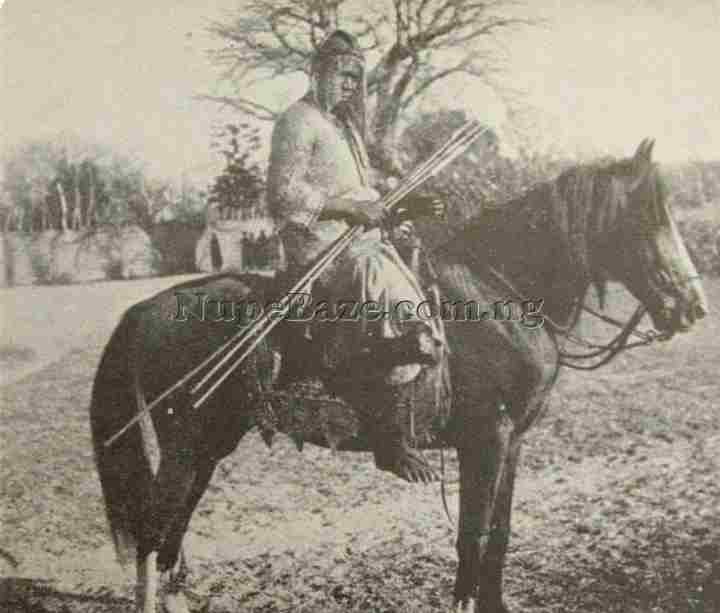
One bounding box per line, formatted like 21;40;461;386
554;304;655;371
482;265;662;371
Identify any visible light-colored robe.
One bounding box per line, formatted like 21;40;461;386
267;97;438;342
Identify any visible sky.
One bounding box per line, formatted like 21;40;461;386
2;0;719;187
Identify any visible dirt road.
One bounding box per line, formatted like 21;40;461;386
1;277;719;612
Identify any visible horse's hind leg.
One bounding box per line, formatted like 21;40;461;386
135;440;198;613
136;550;159;613
157;459;217;613
454;406;515;613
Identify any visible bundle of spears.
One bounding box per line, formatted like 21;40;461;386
105;119;488;448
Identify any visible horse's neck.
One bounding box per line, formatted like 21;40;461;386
455;194;588;329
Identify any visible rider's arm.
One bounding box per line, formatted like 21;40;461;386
267;106;384;228
267;107;327;229
319;187;383;225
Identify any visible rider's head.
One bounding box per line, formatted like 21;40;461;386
309;30;366;136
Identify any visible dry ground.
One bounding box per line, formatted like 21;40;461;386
1;276;719;612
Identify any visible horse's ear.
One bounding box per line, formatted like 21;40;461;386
643;138;655;161
631;138;655;183
633;138;654;162
633;138;650;160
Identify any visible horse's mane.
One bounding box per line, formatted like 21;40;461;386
437;155;664;318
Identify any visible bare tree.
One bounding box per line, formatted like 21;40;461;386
72;166;83;230
1;188;15;232
205;0;535;173
26;170;50;232
56;181;69;231
87;164;97;227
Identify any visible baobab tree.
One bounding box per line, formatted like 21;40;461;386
205;0;535;174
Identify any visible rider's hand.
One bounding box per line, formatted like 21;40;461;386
394;195;446;222
394;220;416;243
339;188;385;227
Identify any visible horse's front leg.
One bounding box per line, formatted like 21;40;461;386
136;550;159;613
475;434;522;613
454;405;515;613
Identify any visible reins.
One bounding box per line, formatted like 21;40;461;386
482;265;664;372
554;304;656;370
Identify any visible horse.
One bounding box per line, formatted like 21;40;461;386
89;138;708;613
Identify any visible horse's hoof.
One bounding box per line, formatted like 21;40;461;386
454;597;477;613
454;598;511;613
162;591;190;613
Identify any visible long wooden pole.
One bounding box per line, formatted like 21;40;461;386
188;121;486;397
104;120;488;447
190;123;489;409
102;227;360;447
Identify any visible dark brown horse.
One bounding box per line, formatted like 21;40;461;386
90;139;708;613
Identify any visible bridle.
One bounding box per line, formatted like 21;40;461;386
483;265;667;372
550;302;665;371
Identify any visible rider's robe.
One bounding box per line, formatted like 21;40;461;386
267;97;440;346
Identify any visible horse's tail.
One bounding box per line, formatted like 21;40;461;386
89;305;153;567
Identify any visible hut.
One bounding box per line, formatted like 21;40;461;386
195;220;245;273
195;200;283;273
117;225;159;279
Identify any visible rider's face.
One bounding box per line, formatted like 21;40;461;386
323;58;362;112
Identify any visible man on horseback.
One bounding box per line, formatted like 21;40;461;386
267;29;444;482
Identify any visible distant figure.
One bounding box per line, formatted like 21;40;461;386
210;234;222;272
242;231;254;269
256;229;269;268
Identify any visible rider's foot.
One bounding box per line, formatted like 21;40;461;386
372;437;438;483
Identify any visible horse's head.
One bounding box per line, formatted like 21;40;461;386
601;138;708;337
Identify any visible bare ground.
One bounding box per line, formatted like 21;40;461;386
1;277;719;613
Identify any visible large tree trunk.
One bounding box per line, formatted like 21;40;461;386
368;45;419;177
73;167;83;230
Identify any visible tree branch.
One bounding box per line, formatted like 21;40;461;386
269;8;315;58
204;0;539;164
401;59;475;109
197;95;278;121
